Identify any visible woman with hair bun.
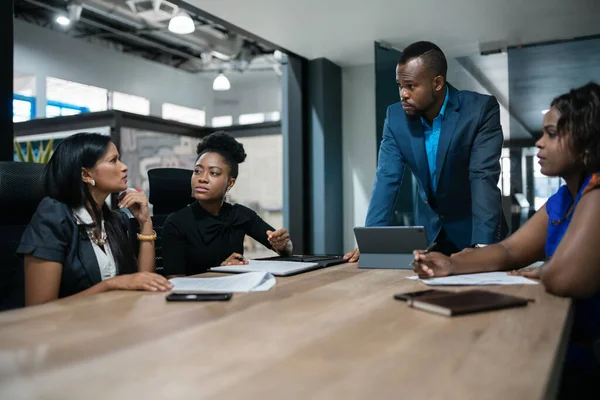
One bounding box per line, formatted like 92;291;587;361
162;131;293;276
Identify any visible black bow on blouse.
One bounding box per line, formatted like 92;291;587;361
192;202;250;244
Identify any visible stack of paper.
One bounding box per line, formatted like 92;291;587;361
169;272;276;293
407;271;538;286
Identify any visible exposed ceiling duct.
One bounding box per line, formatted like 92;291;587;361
125;0;178;22
15;0;279;74
83;0;246;61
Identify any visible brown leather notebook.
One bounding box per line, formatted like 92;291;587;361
407;289;531;317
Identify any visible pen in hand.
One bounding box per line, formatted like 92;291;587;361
409;241;437;268
422;241;437;254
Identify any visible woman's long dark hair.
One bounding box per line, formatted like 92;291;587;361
44;133;136;274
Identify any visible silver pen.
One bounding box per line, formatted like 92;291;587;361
409;241;437;267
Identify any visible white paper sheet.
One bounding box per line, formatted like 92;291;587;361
169;272;276;293
407;271;538;286
525;261;544;269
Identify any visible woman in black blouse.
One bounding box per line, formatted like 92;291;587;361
18;133;172;306
162;131;293;276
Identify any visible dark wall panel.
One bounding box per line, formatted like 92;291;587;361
308;58;343;254
374;42;415;225
1;1;14;161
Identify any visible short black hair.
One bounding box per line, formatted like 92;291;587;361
551;81;600;174
398;41;447;78
196;131;247;178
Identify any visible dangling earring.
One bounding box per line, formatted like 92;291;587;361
91;179;96;187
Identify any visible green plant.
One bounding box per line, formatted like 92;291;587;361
14;138;54;163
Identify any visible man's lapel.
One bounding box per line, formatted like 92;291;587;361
435;86;460;190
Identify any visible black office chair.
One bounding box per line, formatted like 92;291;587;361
0;161;46;311
131;168;193;275
148;168;194;215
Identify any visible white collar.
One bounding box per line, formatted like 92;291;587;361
72;206;100;226
72;206;116;280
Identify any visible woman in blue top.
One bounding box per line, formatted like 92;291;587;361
412;82;600;397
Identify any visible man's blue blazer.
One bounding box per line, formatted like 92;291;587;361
365;84;508;249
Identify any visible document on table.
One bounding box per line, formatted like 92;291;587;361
169;272;276;293
407;271;538;286
525;261;544;269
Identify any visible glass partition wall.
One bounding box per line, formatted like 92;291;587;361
14;112;283;259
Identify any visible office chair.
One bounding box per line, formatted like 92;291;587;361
0;161;46;311
148;168;194;215
131;168;193;275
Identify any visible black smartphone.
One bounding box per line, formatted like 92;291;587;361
393;289;450;301
166;292;232;302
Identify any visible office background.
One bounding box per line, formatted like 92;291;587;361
2;0;600;256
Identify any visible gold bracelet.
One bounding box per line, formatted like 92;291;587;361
137;230;157;241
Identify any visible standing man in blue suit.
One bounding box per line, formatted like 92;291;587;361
345;41;507;261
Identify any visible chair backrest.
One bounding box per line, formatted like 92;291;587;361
148;168;193;215
146;168;193;276
0;161;46;225
0;162;47;311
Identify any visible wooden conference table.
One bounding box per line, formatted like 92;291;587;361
0;263;572;400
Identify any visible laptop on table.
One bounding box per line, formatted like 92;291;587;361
255;254;346;267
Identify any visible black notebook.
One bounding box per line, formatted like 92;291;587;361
407;289;532;317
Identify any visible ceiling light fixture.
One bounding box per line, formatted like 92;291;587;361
541;109;549;115
168;10;195;34
211;50;232;61
213;72;231;91
55;15;71;26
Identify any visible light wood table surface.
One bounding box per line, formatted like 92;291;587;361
0;264;572;400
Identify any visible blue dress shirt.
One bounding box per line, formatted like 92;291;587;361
420;87;450;191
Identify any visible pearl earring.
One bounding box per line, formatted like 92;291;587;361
584;151;590;167
91;179;96;187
